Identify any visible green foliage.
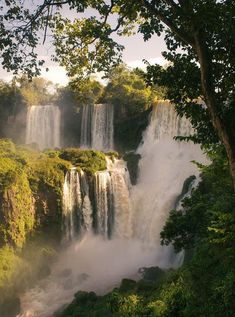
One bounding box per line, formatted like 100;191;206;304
69;78;105;106
0;172;35;248
59;148;106;175
105;65;152;116
53;14;124;80
0;81;23;140
17;76;55;106
0;139;16;155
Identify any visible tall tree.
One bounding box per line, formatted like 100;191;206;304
1;0;235;187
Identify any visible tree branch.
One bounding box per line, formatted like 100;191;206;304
142;0;195;47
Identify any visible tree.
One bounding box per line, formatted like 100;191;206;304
17;76;54;105
105;64;152;116
1;0;235;187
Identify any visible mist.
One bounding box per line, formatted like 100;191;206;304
18;234;163;317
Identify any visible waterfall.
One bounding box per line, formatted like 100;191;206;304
131;101;206;265
80;104;114;150
62;158;131;240
93;158;132;239
63;168;92;241
105;158;132;239
94;170;113;237
26;105;61;150
18;101;207;317
80;104;92;148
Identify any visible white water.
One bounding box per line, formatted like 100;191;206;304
106;158;133;239
131;101;206;260
63;169;92;242
93;158;132;239
26;105;61;150
63;158;132;240
19;101;207;317
18;235;158;317
80;103;114;150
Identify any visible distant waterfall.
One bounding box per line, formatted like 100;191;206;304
62;158;131;241
131;101;206;264
63;168;92;241
26;105;61;150
80;104;114;150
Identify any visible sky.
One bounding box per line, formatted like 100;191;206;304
0;4;167;86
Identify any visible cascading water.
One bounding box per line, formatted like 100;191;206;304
63;168;92;242
80;104;92;148
62;158;132;240
93;158;132;239
93;170;113;237
18;101;207;317
106;158;133;239
131;101;206;264
26;105;61;150
80;104;114;150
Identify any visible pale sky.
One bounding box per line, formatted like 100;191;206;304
0;4;167;85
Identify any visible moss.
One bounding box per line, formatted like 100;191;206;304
0;172;35;248
59;148;106;175
28;156;70;193
0;157;21;190
0;139;16;155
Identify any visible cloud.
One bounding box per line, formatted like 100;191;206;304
127;56;166;69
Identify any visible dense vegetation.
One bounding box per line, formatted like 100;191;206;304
55;148;235;317
0;139;108;316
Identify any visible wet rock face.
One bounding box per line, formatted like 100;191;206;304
34;187;62;233
0;182;35;248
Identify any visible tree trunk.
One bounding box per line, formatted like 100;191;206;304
194;33;235;190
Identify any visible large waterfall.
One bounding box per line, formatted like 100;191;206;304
18;101;207;317
131;101;206;258
26;105;61;150
63;158;132;241
80;104;114;150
